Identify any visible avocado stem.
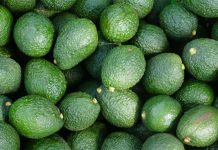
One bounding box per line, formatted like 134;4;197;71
5;101;12;107
141;111;146;119
184;137;191;144
60;113;64;119
97;87;102;94
189;48;197;55
192;30;197;36
92;98;98;104
182;64;185;70
109;87;115;92
53;59;57;64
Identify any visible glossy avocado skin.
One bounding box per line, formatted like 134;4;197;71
0;122;20;150
113;0;154;18
41;0;76;11
14;12;54;57
0;5;13;46
177;105;218;147
4;0;36;12
100;3;139;43
53;18;98;70
9;95;64;139
143;53;184;95
24;59;67;104
67;122;107;150
183;0;218;18
0;57;21;95
59;92;100;131
0;95;12;121
101;45;145;90
24;134;71;150
182;38;218;81
96;86;141;128
160;4;198;40
142;133;185;150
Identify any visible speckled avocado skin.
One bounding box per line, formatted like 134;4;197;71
0;122;20;150
41;0;76;11
0;95;12;121
4;0;36;12
182;38;218;81
0;5;13;46
24;59;67;104
9;95;64;139
53;18;98;70
183;0;218;18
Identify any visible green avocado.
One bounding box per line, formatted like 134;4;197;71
59;92;100;131
9;95;64;139
177;105;218;147
0;122;20;150
101;132;142;150
101;45;145;90
0;5;13;46
96;86;141;128
175;80;214;110
67;122;107;150
40;0;76;11
100;3;139;43
4;0;36;12
160;3;198;40
142;133;185;150
14;12;54;57
141;95;182;132
0;57;21;94
24;59;67;104
143;53;184;95
0;95;12;121
53;18;98;70
182;38;218;81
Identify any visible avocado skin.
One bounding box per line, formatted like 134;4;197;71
40;0;76;11
177;105;218;147
4;0;36;12
160;4;198;40
9;95;64;139
183;0;218;18
34;2;60;18
24;134;70;150
182;38;218;81
0;95;12;121
0;122;20;150
14;12;54;57
100;3;139;43
0;57;21;94
0;5;13;46
24;59;67;104
101;132;142;150
53;18;98;70
142;133;185;150
67;122;107;150
59;92;100;131
101;45;145;90
175;80;214;110
143;53;184;95
96;86;141;128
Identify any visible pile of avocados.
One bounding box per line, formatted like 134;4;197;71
1;0;218;149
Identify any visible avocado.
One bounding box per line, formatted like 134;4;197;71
160;3;198;40
100;3;139;43
14;12;54;57
24;59;67;104
0;122;20;150
0;95;12;121
101;132;142;150
101;45;145;90
96;86;141;128
141;95;182;132
113;0;154;18
73;0;111;21
85;32;117;79
0;5;13;46
142;133;185;150
182;38;218;81
4;0;36;12
0;47;11;57
177;105;218;147
67;122;107;150
9;95;64;139
59;92;100;131
52;12;77;32
78;80;101;97
183;0;218;18
211;22;218;41
0;57;21;94
143;53;184;95
24;134;70;150
40;0;76;11
132;22;169;56
175;80;214;110
53;18;98;70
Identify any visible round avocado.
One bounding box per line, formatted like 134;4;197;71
0;95;12;121
4;0;36;12
41;0;76;11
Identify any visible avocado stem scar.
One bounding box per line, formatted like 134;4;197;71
60;113;64;119
53;59;57;64
97;87;102;94
182;64;185;70
109;87;115;92
189;48;197;55
184;137;191;144
5;101;12;106
141;112;146;119
92;98;98;104
192;30;197;36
